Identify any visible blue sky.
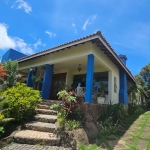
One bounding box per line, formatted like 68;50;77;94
0;0;150;75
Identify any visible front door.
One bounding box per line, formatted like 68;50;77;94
50;73;67;100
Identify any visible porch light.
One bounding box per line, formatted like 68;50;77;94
78;64;81;72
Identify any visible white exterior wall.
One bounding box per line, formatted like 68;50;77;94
66;70;73;89
92;43;120;104
19;42;93;70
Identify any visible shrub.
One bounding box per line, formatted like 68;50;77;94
97;118;118;136
65;119;82;130
146;99;150;109
101;103;127;126
50;90;83;130
57;90;82;118
128;103;144;115
0;83;41;121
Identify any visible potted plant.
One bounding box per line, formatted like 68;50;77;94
30;66;45;90
97;82;106;104
31;74;43;90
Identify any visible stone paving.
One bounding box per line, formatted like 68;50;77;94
1;143;71;150
105;112;150;150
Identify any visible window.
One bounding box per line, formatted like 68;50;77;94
114;77;117;93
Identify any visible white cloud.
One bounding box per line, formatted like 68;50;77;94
82;15;97;30
45;30;56;38
72;23;75;28
34;39;46;49
0;23;16;49
11;0;32;14
72;23;77;34
0;23;34;55
14;37;33;54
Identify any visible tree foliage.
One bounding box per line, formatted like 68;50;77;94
0;64;6;84
3;59;19;88
139;62;150;96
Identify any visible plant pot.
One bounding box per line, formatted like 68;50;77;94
97;97;105;104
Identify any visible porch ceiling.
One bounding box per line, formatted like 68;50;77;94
53;56;106;72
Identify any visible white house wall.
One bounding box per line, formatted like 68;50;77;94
92;43;120;104
19;42;93;70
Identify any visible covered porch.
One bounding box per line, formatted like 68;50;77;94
18;42;119;104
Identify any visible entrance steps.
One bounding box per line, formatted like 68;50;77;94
4;99;71;149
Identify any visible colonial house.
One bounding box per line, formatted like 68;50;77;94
1;31;136;105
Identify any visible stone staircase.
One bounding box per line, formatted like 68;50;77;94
2;100;71;150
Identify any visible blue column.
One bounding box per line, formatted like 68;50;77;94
119;68;128;105
41;64;53;99
26;68;37;87
85;54;94;103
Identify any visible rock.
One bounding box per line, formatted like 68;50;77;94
71;128;89;146
58;131;77;150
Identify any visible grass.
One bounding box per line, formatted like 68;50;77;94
80;110;150;150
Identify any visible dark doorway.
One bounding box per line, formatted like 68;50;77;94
49;73;67;100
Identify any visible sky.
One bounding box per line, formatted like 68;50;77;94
0;0;150;75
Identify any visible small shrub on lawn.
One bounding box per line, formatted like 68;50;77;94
0;82;41;121
95;103;127;146
101;103;127;127
50;90;83;130
65;119;82;130
128;103;145;115
79;144;99;150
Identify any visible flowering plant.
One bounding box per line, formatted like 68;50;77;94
57;90;82;118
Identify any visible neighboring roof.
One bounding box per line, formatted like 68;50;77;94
18;31;136;82
2;48;26;63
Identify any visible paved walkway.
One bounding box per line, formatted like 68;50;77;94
104;111;150;150
1;143;71;150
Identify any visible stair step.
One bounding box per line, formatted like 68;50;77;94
41;100;62;105
25;121;57;133
2;143;71;150
13;130;60;146
37;109;57;115
37;104;50;110
35;114;57;123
